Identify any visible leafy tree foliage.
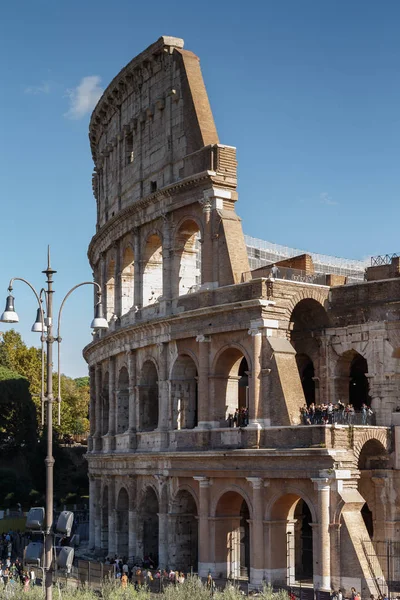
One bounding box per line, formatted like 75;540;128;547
0;364;37;451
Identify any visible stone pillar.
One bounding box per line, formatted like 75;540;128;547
313;477;331;591
128;350;137;450
247;477;265;584
108;479;117;556
94;478;101;551
108;357;116;450
196;335;212;428
162;215;172;307
199;197;213;287
158;343;169;447
88;366;95;451
128;476;137;559
194;476;212;576
94;364;102;451
133;228;142;310
248;324;262;429
115;240;122;319
88;475;95;549
158;513;169;568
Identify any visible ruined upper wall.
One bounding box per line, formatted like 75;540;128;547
89;36;222;228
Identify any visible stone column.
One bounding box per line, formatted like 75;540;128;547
158;342;169;448
108;357;116;450
127;350;137;450
133;228;142;310
108;479;117;556
88;475;95;549
194;476;212;576
88;366;95;451
94;478;101;551
162;215;172;308
94;364;102;451
247;477;265;584
313;477;331;591
199;197;213;287
158;513;169;568
196;335;212;428
114;240;122;319
128;476;137;559
248;324;262;429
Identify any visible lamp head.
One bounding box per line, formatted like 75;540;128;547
0;294;19;323
31;308;47;333
91;302;108;330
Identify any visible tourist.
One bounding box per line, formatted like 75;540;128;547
271;264;279;278
121;572;128;588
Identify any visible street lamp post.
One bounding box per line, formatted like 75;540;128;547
0;249;108;600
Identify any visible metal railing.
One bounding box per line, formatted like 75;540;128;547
371;253;400;267
243;265;328;286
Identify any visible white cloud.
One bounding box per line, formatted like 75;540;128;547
24;82;51;95
320;192;338;206
64;75;103;120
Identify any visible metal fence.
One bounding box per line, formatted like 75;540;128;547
371;253;400;267
362;539;400;594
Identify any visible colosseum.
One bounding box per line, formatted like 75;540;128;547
84;36;400;595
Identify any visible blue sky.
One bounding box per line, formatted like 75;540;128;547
1;0;400;377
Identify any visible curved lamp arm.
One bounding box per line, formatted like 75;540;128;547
55;281;102;425
8;279;47;425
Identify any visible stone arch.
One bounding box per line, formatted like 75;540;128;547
116;486;129;558
121;245;134;316
143;232;163;307
172;218;202;297
353;430;390;464
211;485;253;519
101;485;109;550
214;489;252;579
117;366;129;434
138;360;159;431
286;289;330;320
212;344;252;426
169;488;199;571
137;486;159;565
106;257;116;320
268;492;316;585
170;354;198;429
101;371;109;436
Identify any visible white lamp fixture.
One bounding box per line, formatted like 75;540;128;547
90;302;108;330
0;294;19;323
31;307;47;333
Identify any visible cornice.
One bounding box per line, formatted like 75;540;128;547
82;296;268;364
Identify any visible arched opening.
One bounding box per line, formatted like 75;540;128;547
214;348;250;427
296;354;315;406
215;491;250;580
293;500;313;581
101;372;109;436
171;355;198;430
116;488;129;558
173;220;202;297
117;367;129;434
270;494;314;585
361;503;374;538
101;486;109;550
139;361;159;431
143;234;163;307
336;351;370;410
349;354;370;410
139;487;159;567
121;246;134;316
106;258;116;321
358;439;388;471
170;490;198;571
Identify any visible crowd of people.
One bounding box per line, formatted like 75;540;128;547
300;401;374;425
0;531;36;591
105;555;190;589
227;408;249;428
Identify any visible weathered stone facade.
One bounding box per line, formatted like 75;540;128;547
84;36;400;595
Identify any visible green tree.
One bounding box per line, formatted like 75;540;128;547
0;364;37;451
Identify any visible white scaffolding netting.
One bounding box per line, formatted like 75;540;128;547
245;234;369;280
